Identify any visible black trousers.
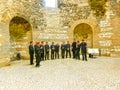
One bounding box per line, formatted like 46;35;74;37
36;55;41;67
51;51;55;59
66;50;71;58
61;51;65;59
45;52;49;60
72;50;76;58
75;51;80;59
55;52;59;59
30;54;34;64
41;53;44;60
82;53;87;61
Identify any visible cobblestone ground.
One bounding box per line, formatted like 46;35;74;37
0;57;120;90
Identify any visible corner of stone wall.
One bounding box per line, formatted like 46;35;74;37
0;57;10;67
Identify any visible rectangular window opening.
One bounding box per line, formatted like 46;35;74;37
44;0;58;8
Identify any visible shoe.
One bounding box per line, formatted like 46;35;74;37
30;63;34;65
36;64;40;67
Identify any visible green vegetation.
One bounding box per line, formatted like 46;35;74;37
89;0;108;19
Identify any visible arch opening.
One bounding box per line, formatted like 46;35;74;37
74;23;93;48
9;16;33;60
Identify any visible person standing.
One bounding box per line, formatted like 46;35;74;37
51;42;55;60
55;43;60;59
44;42;50;60
75;41;80;60
29;41;34;65
61;41;66;59
34;42;38;60
72;39;76;59
40;41;44;61
66;41;71;58
35;42;41;67
80;39;87;61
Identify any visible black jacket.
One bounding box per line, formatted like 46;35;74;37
45;44;49;53
80;42;87;53
29;45;34;55
40;45;44;54
55;45;60;52
66;44;70;51
72;42;76;51
61;44;66;52
51;45;55;52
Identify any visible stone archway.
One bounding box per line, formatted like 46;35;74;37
9;16;33;60
68;19;100;48
74;23;93;48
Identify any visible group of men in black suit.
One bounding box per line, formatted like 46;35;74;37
72;39;87;61
29;39;87;67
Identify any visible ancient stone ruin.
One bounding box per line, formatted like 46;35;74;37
0;0;120;66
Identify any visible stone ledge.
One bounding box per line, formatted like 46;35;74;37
0;58;10;67
0;62;10;67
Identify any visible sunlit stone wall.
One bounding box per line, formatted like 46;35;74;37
0;0;44;66
0;0;120;66
0;0;11;66
93;1;120;56
33;9;69;45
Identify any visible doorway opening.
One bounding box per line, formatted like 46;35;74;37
9;16;33;60
74;23;93;48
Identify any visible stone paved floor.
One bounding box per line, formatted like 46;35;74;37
0;57;120;90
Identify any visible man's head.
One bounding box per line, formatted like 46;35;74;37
36;42;40;46
30;41;33;45
63;41;65;44
41;41;44;45
82;39;84;43
77;41;79;44
46;42;48;45
67;41;69;44
52;42;54;45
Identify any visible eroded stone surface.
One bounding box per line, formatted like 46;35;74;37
0;0;120;66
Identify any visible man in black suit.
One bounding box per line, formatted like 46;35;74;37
51;42;55;60
66;41;71;58
40;41;44;61
44;42;49;60
75;41;80;60
29;41;34;65
80;39;87;61
61;41;66;59
35;42;41;67
34;42;38;60
55;43;60;59
72;39;76;59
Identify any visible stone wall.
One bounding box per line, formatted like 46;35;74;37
0;0;120;66
0;0;44;66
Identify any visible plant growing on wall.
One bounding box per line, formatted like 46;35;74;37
89;0;108;19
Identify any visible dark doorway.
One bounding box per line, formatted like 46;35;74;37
9;16;33;60
74;23;93;48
